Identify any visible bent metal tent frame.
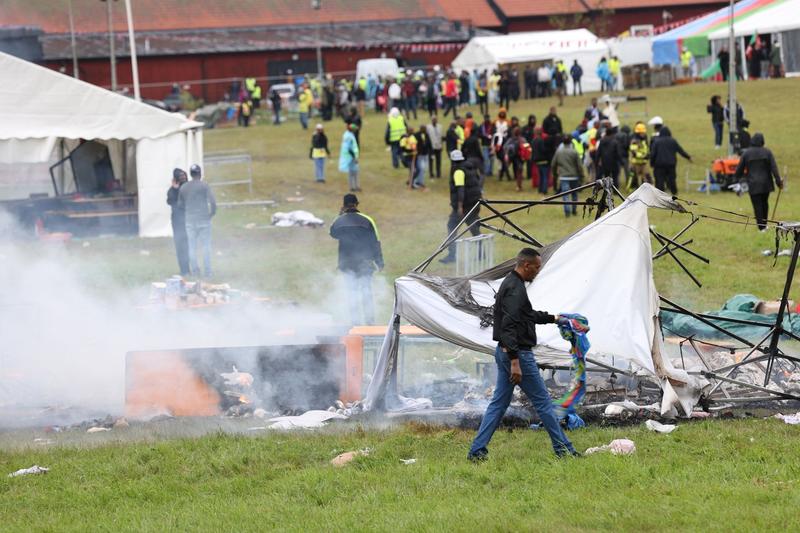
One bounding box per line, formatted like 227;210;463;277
364;181;800;417
0;51;203;237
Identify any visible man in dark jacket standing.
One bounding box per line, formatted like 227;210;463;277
597;127;624;186
735;133;783;231
650;127;692;195
166;168;189;276
178;164;217;277
440;150;481;264
468;248;578;461
330;194;384;325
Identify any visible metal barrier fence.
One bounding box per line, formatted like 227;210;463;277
455;233;494;276
203;150;253;194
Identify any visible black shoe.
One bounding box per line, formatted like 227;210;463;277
557;450;582;459
439;256;456;264
467;451;488;462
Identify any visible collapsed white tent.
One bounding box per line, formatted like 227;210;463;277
365;184;708;416
451;29;610;92
0;51;203;237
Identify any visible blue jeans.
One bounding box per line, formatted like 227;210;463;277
713;122;723;146
390;142;401;169
482;146;494;176
299;112;309;129
185;220;212;277
469;345;575;457
314;157;325;182
413;156;427;188
343;271;374;326
537;163;550;194
559;177;579;215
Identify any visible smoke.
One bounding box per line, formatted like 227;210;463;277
0;210;391;427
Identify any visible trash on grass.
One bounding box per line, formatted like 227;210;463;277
271;210;323;228
400;458;417;465
645;419;676;433
331;448;371;467
8;465;49;477
86;427;111;433
775;412;800;425
585;438;636;456
268;409;347;430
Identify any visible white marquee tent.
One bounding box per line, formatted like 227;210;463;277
0;51;203;237
365;185;709;416
451;29;611;92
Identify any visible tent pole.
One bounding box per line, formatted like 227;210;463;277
652;218;699;258
124;0;141;101
414;201;483;272
727;0;737;155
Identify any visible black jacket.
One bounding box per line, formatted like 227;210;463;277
542;114;563;136
597;134;624;174
492;270;555;359
449;160;482;209
309;132;330;158
415;131;432;156
445;125;460;153
650;127;691;167
166;185;185;227
707;102;724;124
462;134;483;161
329;209;384;274
735;134;782;195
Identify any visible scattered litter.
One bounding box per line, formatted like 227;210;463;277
691;411;711;419
585;438;636;456
762;250;773;257
113;417;129;429
386;395;434;413
139;249;151;256
778;249;793;257
8;465;49;477
531;413;586;431
268;409;347;430
603;400;642;416
645;420;676;433
86;427;111;433
331;448;371;467
285;196;305;203
775;412;800;425
271;210;324;228
400;458;417;465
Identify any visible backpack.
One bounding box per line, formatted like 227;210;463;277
518;141;532;161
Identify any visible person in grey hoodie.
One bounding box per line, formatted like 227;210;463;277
178;164;217;277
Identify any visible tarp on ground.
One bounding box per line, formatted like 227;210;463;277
451;29;609;92
365;184;709;416
652;0;791;65
0;51;203;237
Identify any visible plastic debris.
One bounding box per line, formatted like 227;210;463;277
585;438;636;456
762;249;774;256
86;427;111;433
775;412;800;425
331;448;371;467
400;458;417;465
645;420;676;433
603;400;641;416
268;409;347;430
8;465;49;477
113;417;130;429
271;210;323;227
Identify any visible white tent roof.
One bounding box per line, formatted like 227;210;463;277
0;51;201;141
452;28;608;72
708;0;800;40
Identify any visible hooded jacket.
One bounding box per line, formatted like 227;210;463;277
650;127;691;167
735;133;782;195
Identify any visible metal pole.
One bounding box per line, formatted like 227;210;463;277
763;230;800;384
313;0;323;80
123;0;140;101
727;0;737;155
105;0;117;91
67;0;79;79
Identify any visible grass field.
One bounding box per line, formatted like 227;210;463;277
3;79;800;531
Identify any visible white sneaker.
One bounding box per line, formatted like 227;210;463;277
714;145;721;149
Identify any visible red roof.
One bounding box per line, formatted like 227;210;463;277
494;0;725;17
0;0;501;34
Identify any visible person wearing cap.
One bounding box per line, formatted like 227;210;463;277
629;122;651;188
647;115;664;153
309;124;330;183
330;194;384;325
339;123;361;192
440;149;482;264
166;168;190;276
177;164;216;278
735;133;783;232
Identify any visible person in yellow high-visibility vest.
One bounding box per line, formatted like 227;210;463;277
628;122;651;188
297;83;313;130
385;107;407;169
608;56;620;91
680;47;694;79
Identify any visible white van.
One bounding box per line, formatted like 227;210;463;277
355;58;400;81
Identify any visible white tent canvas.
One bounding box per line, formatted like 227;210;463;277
366;185;707;416
0;51;203;237
451;29;610;92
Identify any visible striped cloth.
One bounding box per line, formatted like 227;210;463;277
552;313;590;420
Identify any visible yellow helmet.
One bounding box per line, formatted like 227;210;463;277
634;122;647;134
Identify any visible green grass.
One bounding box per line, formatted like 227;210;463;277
4;80;800;531
1;419;799;531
